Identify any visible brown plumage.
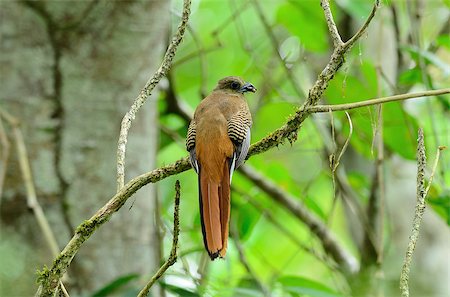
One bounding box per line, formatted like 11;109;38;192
186;76;255;260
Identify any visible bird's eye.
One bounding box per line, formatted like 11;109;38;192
230;81;240;90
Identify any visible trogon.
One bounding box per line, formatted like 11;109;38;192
186;76;256;260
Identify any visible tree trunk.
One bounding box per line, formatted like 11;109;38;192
0;1;169;295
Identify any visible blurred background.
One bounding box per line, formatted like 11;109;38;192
1;0;449;296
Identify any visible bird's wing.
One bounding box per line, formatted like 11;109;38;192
186;120;199;173
227;107;252;170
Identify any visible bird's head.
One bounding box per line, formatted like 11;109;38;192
214;76;257;94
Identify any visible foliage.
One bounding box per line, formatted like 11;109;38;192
155;0;449;296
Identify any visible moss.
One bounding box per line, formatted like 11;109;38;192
75;219;97;236
36;266;50;284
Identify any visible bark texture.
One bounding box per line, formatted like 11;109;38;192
0;1;168;295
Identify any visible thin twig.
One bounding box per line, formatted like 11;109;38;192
327;111;353;225
328;110;338;224
116;0;191;190
138;180;181;297
14;127;61;257
321;0;344;47
59;281;70;297
0;116;10;202
343;0;380;50
333;111;353;172
375;104;385;266
307;89;450;113
1;109;69;295
230;223;271;297
399;130;446;296
363;67;385;267
424;146;446;196
0;109;60;258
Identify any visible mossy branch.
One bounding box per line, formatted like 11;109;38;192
399;135;446;297
35;158;189;296
137;181;181;297
116;0;192;190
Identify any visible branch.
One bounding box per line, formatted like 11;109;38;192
0;115;10;202
424;146;446;197
116;0;191;190
331;112;353;173
35;158;189;296
239;165;359;275
399;131;446;296
327;112;354;227
138;181;181;297
0;109;71;295
307;89;450;113
0;109;60;258
321;0;343;47
343;0;380;50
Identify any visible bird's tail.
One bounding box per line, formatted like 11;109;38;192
198;160;231;260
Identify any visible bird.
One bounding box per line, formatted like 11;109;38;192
186;76;256;260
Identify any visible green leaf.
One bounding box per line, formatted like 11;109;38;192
91;274;139;297
278;276;343;297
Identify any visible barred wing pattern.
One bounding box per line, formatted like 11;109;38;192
227;107;252;170
186;120;198;173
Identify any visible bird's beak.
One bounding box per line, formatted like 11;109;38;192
240;82;257;93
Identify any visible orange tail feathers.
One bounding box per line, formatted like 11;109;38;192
198;160;231;260
219;160;230;258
